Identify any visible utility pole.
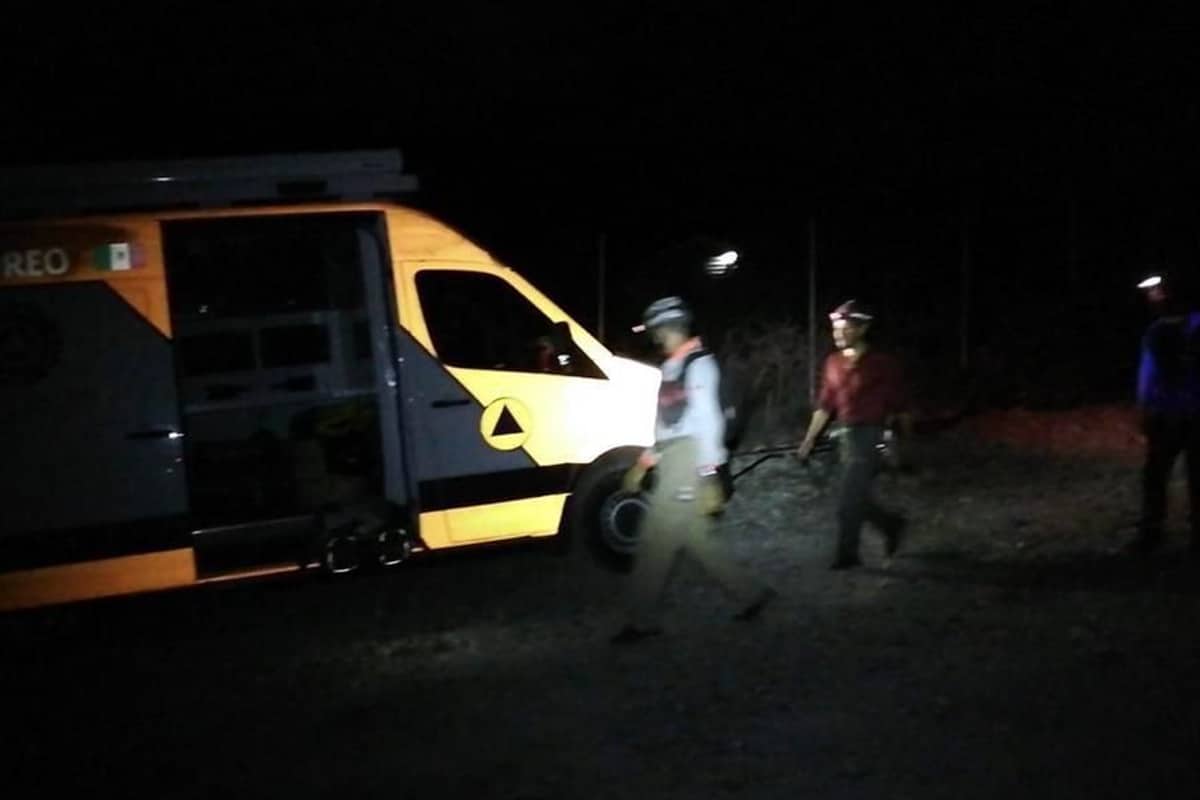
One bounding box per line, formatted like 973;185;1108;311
808;217;818;405
597;232;606;343
960;209;971;371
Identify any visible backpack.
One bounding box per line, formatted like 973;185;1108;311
1187;313;1200;406
651;348;751;503
680;347;751;451
1147;317;1187;388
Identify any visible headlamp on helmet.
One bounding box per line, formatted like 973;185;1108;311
829;299;874;325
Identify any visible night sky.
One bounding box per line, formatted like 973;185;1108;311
3;5;1197;387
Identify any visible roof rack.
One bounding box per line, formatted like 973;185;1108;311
0;149;419;219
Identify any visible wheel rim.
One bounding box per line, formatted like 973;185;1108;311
598;491;648;555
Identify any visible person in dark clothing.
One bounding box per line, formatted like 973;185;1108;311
796;300;911;569
1127;273;1200;557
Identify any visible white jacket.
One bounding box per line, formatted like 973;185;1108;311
655;348;726;470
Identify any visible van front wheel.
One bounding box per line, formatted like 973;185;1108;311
568;451;647;571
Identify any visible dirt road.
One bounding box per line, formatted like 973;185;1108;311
4;409;1198;798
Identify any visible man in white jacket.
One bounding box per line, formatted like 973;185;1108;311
612;297;776;644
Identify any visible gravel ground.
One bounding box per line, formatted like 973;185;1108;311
3;407;1199;799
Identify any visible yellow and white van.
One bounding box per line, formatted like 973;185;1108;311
0;150;658;611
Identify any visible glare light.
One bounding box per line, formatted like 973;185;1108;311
1137;275;1163;289
705;250;740;276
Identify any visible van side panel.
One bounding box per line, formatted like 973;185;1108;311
0;549;195;612
0;219;170;334
0;281;189;535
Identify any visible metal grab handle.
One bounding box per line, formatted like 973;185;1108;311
125;429;184;441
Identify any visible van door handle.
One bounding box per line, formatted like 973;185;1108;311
126;429;185;441
431;398;471;409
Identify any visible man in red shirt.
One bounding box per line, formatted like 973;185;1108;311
797;299;910;569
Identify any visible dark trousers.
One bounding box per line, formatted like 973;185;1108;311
1139;413;1200;541
836;425;904;561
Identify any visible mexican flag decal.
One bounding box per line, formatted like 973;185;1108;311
93;242;143;272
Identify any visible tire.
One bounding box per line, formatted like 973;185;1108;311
566;449;646;572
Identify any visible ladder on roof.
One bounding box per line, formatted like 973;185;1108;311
0;149;419;219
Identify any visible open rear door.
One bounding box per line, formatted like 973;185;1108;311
0;224;191;598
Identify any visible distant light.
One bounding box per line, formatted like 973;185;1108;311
705;250;740;276
631;323;647;333
557;354;571;366
1137;275;1163;289
151;176;176;183
168;431;185;440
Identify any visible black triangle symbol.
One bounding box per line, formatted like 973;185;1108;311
492;406;523;436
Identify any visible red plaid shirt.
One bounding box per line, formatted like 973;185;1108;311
818;349;907;425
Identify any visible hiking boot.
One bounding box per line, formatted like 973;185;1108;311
734;587;777;621
610;624;663;645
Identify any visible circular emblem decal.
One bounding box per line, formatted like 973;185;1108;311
479;397;532;451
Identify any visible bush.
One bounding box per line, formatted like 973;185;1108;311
716;318;975;443
714;319;814;447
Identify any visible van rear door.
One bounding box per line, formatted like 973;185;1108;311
0;223;189;566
